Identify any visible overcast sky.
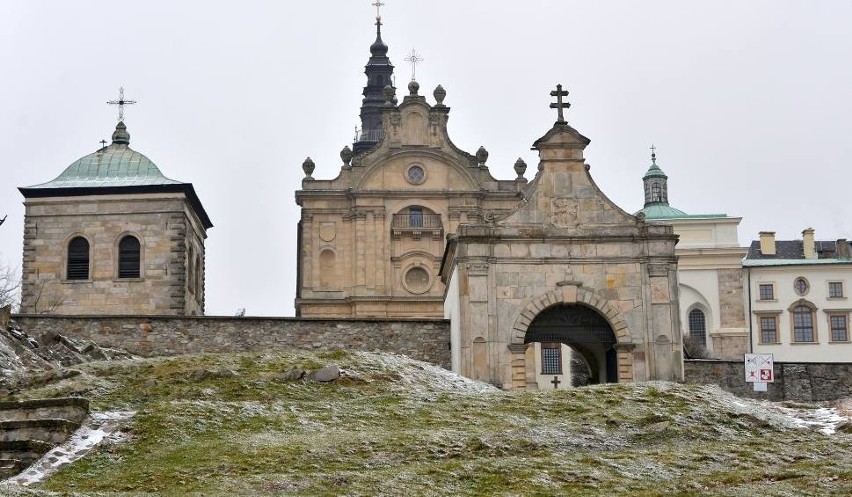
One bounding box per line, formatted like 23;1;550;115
1;1;851;316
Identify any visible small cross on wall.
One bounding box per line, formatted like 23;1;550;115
551;376;561;389
550;84;570;124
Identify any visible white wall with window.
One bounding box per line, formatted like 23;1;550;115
748;264;852;362
532;342;573;390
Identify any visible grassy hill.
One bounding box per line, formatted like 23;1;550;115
2;350;852;496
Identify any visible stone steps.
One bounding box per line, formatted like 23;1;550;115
0;398;89;479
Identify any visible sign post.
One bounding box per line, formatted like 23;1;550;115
744;353;774;392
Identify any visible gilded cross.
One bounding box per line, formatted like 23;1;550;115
372;0;384;19
550;376;561;389
404;48;423;81
106;87;137;122
550;84;570;124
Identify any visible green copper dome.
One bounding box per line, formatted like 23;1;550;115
642;162;667;180
24;122;181;189
636;203;689;220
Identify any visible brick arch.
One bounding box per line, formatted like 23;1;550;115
510;285;631;345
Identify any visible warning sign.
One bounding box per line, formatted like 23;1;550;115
744;353;774;383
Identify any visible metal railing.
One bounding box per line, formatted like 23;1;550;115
391;213;443;230
356;129;385;142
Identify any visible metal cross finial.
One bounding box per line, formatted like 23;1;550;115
404;48;423;81
106;87;137;122
550;84;570;124
99;139;107;149
372;0;384;19
650;144;657;163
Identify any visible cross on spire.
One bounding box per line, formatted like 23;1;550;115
650;144;657;163
550;84;570;124
372;0;384;20
404;48;423;81
99;139;107;149
106;87;137;122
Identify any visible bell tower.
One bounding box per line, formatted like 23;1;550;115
353;7;395;154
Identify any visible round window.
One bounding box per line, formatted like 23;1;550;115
794;277;809;296
406;164;426;185
404;266;431;294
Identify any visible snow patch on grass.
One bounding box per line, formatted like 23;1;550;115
348;352;498;395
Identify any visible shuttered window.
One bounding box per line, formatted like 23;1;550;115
118;236;141;278
67;237;90;280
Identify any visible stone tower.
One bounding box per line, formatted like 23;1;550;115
18;121;212;315
353;14;396;154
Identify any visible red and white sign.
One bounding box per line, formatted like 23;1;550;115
744;353;774;383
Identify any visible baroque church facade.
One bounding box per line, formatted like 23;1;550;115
296;14;684;386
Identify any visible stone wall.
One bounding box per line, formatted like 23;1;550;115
20;194;206;316
684;359;852;402
716;269;745;328
12;315;451;368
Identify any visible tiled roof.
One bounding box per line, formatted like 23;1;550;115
744;239;852;266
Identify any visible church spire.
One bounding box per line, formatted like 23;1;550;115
354;5;395;154
642;145;669;207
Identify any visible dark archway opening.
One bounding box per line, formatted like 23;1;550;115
525;304;619;386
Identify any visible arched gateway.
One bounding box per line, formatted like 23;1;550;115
440;86;683;389
525;304;618;385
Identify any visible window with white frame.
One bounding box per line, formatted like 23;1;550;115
758;284;775;301
829;315;849;342
792;305;816;343
758;315;779;344
829;281;844;299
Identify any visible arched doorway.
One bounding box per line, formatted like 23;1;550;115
525;304;618;385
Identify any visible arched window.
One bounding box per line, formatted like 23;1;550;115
650;182;662;202
118;235;141;279
792;305;815;342
67;237;90;280
688;308;707;344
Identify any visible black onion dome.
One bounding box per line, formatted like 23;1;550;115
370;21;388;56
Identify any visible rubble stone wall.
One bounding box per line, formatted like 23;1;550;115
684;359;852;402
12;315;451;368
